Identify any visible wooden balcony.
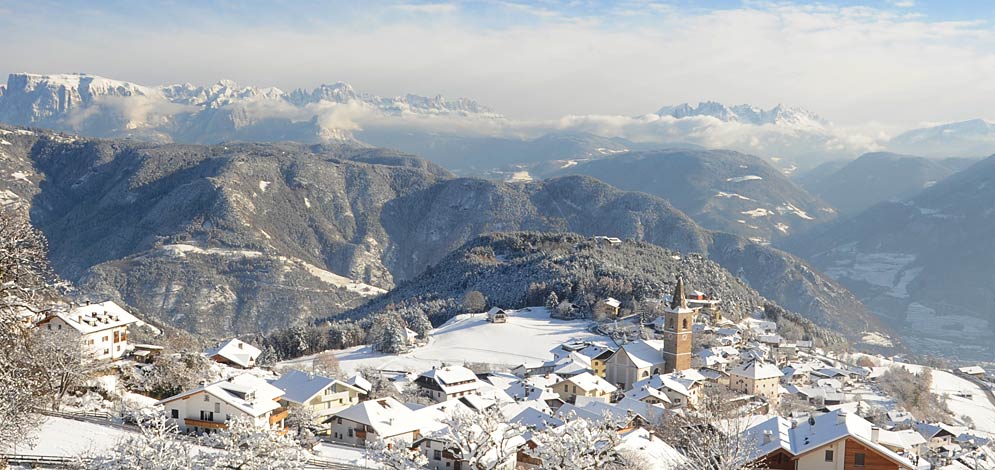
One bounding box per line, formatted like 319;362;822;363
269;407;289;425
184;418;227;429
355;429;367;439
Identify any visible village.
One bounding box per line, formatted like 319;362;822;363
4;274;995;470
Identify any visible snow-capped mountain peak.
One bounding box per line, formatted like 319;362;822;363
656;101;829;128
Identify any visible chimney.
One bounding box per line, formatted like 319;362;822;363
762;429;773;445
871;426;880;444
837;410;847;425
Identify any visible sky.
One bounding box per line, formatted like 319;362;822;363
1;0;994;128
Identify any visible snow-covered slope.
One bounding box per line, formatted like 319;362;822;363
282;307;607;374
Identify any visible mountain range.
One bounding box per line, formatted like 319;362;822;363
552;149;836;243
787;155;995;361
799;152;977;215
0;125;876;342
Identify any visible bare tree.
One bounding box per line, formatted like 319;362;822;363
311;351;342;378
28;328;94;410
196;416;308;470
525;412;626;469
654;385;763;470
461;290;487;313
366;437;429;469
88;411;195;470
0;208;65;448
441;406;525;470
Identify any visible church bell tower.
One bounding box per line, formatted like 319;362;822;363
663;276;694;373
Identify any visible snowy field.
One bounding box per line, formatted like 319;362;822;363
283;307;608;375
861;355;995;436
6;417;136;457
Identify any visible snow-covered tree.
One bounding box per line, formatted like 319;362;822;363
311;351;342;378
29;328;94;410
376;320;410;354
285;403;318;449
366;437;429;469
525;412;625;469
405;309;433;339
441;407;525;470
654;386;762;470
88;412;195;470
0;208;65;448
461;290;487;313
545;291;559;312
195;416;308;470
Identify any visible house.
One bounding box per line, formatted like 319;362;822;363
746;410;915;470
592;235;622;246
511;361;553;378
206;338;261;369
269;370;363;429
158;374;288;435
729;359;783;405
915;423;959;450
604;339;666;390
957;365;986;378
37;301;139;361
593;298;621;319
623;384;673;407
345;373;373;399
487;307;508;323
631;371;703;409
414;403;523;470
877;429;927;460
415;365;483;402
551;372;617;403
576;344;614;378
325;397;421;446
131;343;164;364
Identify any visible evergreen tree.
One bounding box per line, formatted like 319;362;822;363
545;291;559;312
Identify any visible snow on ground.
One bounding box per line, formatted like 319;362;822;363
506;171;533;182
775;222;790;234
860;331;894;348
823;250;917;294
7;417;136;456
284;257;386;296
0;189;20;206
10;171;30;182
0;139;11;145
715;191;752;201
741;208;772;217
258;180;270;192
282;307;607;375
313;442;379;467
859;355;995;436
161;244;263;258
726;175;762;182
776;202;814;220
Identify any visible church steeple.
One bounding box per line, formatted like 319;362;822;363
669;276;688;311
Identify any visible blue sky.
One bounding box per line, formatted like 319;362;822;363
1;1;994;126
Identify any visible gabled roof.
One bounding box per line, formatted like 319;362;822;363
419;366;481;395
269;369;337;404
624;384;672;404
601;297;621;308
346;373;372;393
557;372;617;394
745;410;915;469
330;397;420;437
43;301;139;334
731;359;783;380
206;338;261;368
615;340;664;369
159;374;284;417
509;406;563;431
631;371;700;398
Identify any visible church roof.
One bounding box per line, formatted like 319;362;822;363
666;276;695;314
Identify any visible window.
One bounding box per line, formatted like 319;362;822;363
854;453;865;466
682;318;688;330
103;336;108;342
204;395;210;402
171;409;179;418
348;429;354;438
434;450;442;461
214;403;221;413
47;324;52;330
824;450;833;462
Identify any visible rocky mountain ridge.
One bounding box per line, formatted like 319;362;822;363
0;125;877;341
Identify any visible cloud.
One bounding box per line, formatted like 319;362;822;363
1;1;995;130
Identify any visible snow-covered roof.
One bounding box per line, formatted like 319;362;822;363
45;301;139;334
558;372;617;394
731;359;783;380
331;397;420;438
205;338;261;368
159;374;284;417
616;340;664;369
631;372;699;398
601;297;621;308
509;406;563;431
269;370;337;404
576;344;614;361
878;429;927;450
616;428;686;469
346;373;372;393
958;366;986;375
419;366;482;395
624;384;672;404
745;410;914;468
